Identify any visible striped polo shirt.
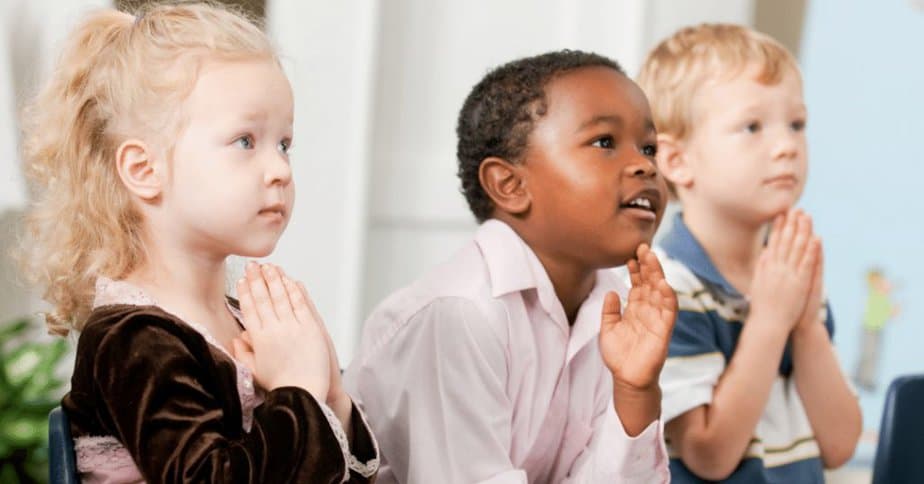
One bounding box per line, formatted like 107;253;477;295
654;213;833;484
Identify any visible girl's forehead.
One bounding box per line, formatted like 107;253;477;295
184;59;293;118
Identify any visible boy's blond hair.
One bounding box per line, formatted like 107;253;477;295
18;2;276;335
638;23;800;142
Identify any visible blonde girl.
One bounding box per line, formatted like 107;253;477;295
19;3;378;482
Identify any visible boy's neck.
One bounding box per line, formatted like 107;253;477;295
682;205;767;294
533;251;597;325
497;214;597;325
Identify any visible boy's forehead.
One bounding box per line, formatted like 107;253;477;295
543;67;652;128
690;67;804;118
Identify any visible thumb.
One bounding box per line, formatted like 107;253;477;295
600;291;622;332
231;337;256;374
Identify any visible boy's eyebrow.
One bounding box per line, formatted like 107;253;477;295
575;114;624;133
575;115;656;135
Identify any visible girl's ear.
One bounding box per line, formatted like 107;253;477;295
115;139;162;201
478;156;531;217
656;133;694;190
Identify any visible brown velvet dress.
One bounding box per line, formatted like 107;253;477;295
62;300;378;483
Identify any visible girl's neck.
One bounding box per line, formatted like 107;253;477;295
682;205;767;295
123;232;231;326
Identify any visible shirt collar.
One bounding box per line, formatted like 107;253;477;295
660;212;742;297
474;219;546;298
474;219;629;359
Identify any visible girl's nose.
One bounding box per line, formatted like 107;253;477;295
264;153;292;186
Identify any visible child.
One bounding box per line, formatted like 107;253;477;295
637;24;861;482
19;3;378;482
344;50;676;483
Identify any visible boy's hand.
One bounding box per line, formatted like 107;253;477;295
235;262;332;400
600;244;677;391
794;239;825;336
749;210;819;331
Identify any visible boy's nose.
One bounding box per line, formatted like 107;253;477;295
625;157;658;179
772;131;802;160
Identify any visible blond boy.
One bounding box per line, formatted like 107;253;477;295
637;24;861;482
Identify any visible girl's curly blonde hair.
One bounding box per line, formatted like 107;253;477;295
19;2;276;336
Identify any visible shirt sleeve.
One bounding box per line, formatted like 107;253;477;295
562;369;669;483
89;312;374;484
344;297;529;484
660;293;726;423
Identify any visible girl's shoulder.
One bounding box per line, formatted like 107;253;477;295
76;303;221;370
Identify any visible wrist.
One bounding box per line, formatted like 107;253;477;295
745;309;793;338
792;318;828;342
612;376;662;406
280;377;328;402
611;376;661;436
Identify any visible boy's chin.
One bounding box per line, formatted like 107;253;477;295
598;238;654;268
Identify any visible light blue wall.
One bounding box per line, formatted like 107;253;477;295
799;0;924;463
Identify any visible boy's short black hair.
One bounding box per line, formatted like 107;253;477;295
456;50;625;222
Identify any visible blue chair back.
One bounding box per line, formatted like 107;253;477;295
48;406;78;484
872;374;924;484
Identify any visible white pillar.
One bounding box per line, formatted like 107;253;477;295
264;0;380;362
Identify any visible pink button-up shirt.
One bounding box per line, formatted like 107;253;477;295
344;220;668;483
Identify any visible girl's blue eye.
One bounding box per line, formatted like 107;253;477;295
746;122;761;133
592;136;615;149
235;135;255;149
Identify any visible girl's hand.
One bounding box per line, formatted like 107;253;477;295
235;262;331;401
600;244;677;391
290;279;353;430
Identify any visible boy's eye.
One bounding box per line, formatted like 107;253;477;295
235;135;255;149
278;139;292;155
746;122;761;133
641;144;657;157
592;136;615;149
791;119;806;132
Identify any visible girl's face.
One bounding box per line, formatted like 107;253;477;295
164;58;295;259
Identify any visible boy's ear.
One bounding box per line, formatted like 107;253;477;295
656;133;694;190
115;139;162;201
478;156;531;216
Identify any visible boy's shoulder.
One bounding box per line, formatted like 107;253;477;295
652;246;707;296
359;240;511;356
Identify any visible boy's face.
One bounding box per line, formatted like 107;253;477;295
165;58;296;258
518;66;668;268
682;65;807;224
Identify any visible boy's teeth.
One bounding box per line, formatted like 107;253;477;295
630;197;652;209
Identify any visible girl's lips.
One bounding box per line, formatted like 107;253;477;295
258;208;286;222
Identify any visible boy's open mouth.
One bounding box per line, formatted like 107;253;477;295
619;188;662;216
